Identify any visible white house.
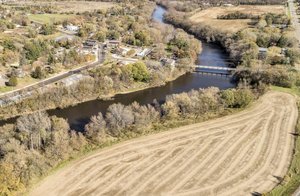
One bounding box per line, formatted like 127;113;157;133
161;58;176;69
65;25;79;33
136;48;152;58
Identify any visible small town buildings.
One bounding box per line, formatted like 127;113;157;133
258;47;268;59
281;48;287;55
118;46;132;56
61;74;92;87
65;25;79;33
223;3;234;7
80;40;98;55
161;58;176;69
82;40;98;53
54;34;75;42
9;61;20;69
106;40;121;48
136;48;152;58
271;24;288;29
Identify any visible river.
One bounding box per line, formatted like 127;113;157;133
7;6;236;131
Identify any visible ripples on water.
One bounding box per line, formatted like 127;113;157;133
1;6;236;130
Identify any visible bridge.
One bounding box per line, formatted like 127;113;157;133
193;65;236;76
194;65;236;71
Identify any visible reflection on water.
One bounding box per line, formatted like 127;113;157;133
48;73;234;130
46;5;236;131
1;5;236;131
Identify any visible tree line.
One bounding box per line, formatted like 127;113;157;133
0;58;193;120
0;85;262;195
163;9;300;88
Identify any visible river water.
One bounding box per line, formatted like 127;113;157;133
7;6;236;130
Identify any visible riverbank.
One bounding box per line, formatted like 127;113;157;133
28;87;260;195
29;90;297;196
0;4;236;130
0;82;257;196
0;67;193;121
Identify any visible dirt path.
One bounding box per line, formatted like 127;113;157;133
30;91;298;196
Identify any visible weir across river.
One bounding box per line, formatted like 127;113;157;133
193;65;236;76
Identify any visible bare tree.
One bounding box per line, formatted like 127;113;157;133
85;112;107;143
106;103;134;136
16;112;51;150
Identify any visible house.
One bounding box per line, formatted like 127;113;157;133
106;40;121;48
65;25;79;33
118;46;138;56
281;48;287;55
9;62;20;68
54;35;75;42
161;58;176;69
60;74;90;87
83;40;97;50
81;40;98;54
85;40;97;47
136;48;152;58
259;47;268;53
223;4;234;7
258;47;268;59
271;24;288;29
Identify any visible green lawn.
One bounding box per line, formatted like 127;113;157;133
271;85;300;96
0;86;13;93
28;14;75;24
0;76;39;94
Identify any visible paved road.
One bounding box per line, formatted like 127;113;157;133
0;44;105;100
280;2;300;196
289;0;300;44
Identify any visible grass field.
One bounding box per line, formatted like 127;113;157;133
28;14;75;24
190;5;285;33
267;86;300;196
0;76;39;93
30;91;297;196
8;1;115;13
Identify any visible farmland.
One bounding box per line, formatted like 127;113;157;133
6;1;115;13
30;91;298;196
189;5;285;32
28;14;75;24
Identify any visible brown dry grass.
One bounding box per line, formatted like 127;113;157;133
30;91;297;196
7;1;115;13
190;5;285;33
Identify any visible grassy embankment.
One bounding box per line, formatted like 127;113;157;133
266;86;300;196
28;14;75;24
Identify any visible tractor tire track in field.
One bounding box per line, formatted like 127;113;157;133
31;91;298;196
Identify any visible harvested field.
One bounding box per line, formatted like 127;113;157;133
190;5;285;32
28;14;75;24
31;91;298;196
6;1;115;13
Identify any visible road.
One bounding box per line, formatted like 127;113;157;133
288;0;300;44
0;44;105;100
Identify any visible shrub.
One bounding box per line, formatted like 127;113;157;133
31;66;44;79
126;62;150;82
7;76;18;87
